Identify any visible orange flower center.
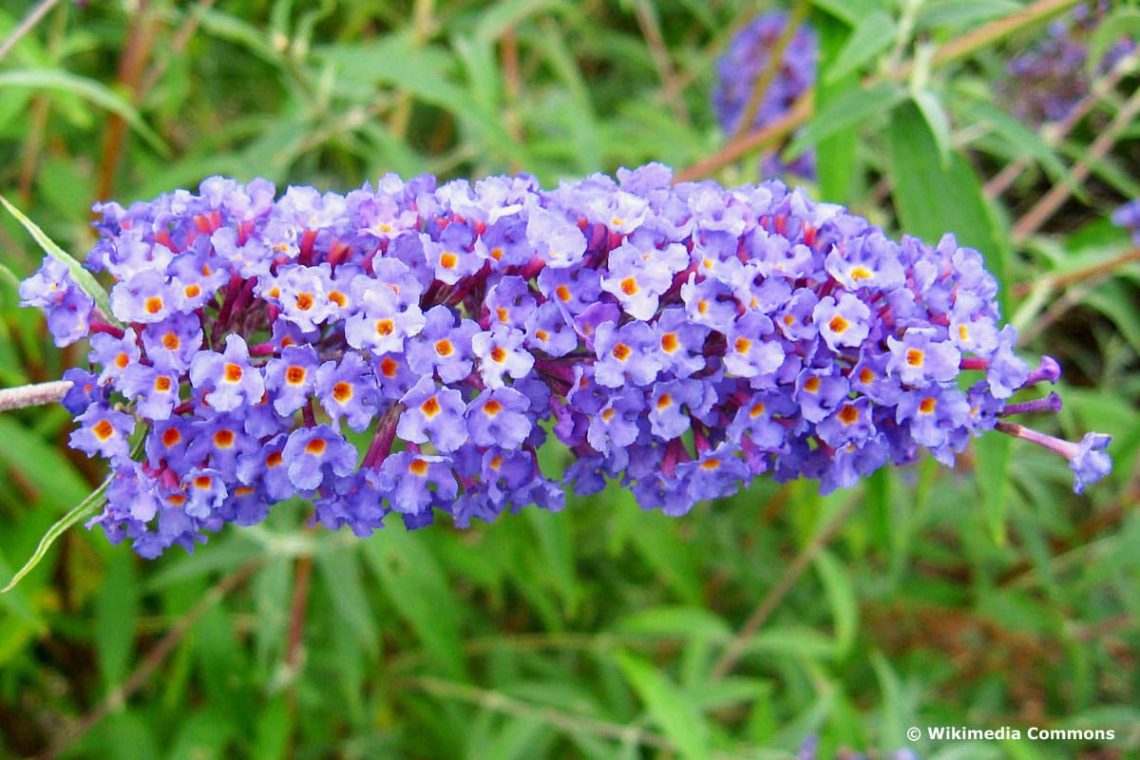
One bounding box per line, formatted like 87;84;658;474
483;400;502;417
656;393;672;410
919;397;937;415
145;296;164;314
224;363;243;383
660;333;679;353
611;343;632;361
162;428;182;447
421;396;441;418
162;332;180;350
93;419;115;441
803;376;821;393
332;381;353;403
154;376;173;393
620;277;638;296
286;366;306;385
435;339;454;357
375;319;395;336
906;348;925;368
838;405;859;425
305;438;327;456
214;429;235;448
408;458;428;475
295;292;314;311
828;315;849;334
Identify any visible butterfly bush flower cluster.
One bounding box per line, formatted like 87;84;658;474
1001;1;1135;127
19;164;1112;557
711;11;817;179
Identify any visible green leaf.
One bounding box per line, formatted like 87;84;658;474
824;11;896;84
0;194;118;326
916;0;1022;31
885;100;1006;301
815;14;860;203
315;547;378;657
809;0;885;26
361;530;465;677
977;432;1012;546
615;651;711;760
1;478;109;593
0;262;20;293
1086;8;1140;75
96;551;139;688
958;96;1078;195
911;89;951;169
0;69;169;155
785;81;906;158
813;550;858;658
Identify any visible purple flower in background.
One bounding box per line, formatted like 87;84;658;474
1111;200;1140;246
1000;1;1136;127
712;11;818;180
19;166;1111;556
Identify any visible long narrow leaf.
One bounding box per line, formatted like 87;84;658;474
0;70;169;155
0;194;119;326
1;477;110;593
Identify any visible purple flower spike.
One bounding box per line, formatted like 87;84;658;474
21;165;1112;556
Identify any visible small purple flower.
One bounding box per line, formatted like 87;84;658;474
18;257;94;346
1070;432;1112;494
141;313;204;371
466;387;532;449
887;328;961;386
471;326;534;388
813;293;871;351
110;269;174;324
406;305;479;384
264;344;320;416
281;425;358;491
315;352;380;432
593;321;662;388
71;405;135;462
397;377;468;452
189;334;265;412
119;363;180;420
381;452;458;515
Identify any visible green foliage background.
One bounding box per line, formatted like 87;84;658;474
0;1;1137;758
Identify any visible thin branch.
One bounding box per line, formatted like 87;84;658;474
0;0;64;63
1011;247;1140;297
985;51;1138;199
729;0;809;143
675;95;812;183
709;495;861;681
1012;84;1140;244
0;380;71;413
632;0;689;125
42;560;261;760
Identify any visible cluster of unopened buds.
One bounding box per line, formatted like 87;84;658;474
19;164;1112;557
